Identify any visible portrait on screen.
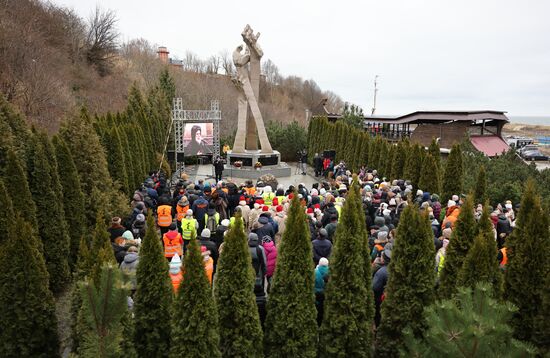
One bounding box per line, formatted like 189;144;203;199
183;123;213;155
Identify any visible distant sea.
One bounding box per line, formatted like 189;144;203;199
508;116;550;126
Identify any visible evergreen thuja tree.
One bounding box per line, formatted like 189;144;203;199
0;180;12;247
428;137;441;172
134;213;172;357
418;153;441;195
0;215;60;357
504;179;550;345
214;215;263;357
474;165;487;205
438;195;476;299
28;136;71;293
442;143;464;204
53;136;86;269
457;202;502;296
404;144;423;189
78;264;129;358
264;193;318;358
375;203;435;358
170;237;221;358
402;283;537;357
319;179;374;357
4;149;39;235
391;140;407;180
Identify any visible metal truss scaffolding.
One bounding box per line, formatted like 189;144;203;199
172;98;221;173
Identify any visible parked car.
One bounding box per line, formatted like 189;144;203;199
521;149;549;161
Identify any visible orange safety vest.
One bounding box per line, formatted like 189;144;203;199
244;187;256;197
500;247;508;268
157;205;172;227
176;205;189;222
170;272;183;293
204;257;214;284
163;232;183;258
374;244;384;253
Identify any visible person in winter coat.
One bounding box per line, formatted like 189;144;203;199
496;213;512;241
131;214;147;240
169;254;183;293
261;236;278;291
253;215;275;241
112;237;127;265
315;257;329;326
324;215;338;242
373;243;392;327
120;246;139;293
435;238;449;280
248;233;267;326
108;217;126;242
321;202;338;227
431;194;442;220
442;200;461;229
236;196;251;228
312;228;332;265
248;201;263;229
191;194;209;232
199;228;219;273
272;205;286;244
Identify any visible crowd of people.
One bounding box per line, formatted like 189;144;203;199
106;161;515;327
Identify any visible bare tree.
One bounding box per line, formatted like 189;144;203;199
205;55;221;74
219;49;234;75
86;6;119;76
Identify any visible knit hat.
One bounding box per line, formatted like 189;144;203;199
262;206;269;212
376;231;388;243
276;205;283;212
306;207;314;214
383;209;391;216
221;219;230;227
320;188;326;196
447;200;456;207
416;189;423;197
319;228;328;238
319;257;329;267
314;204;321;210
338;184;347;191
452;195;459;202
272;197;279;206
201;228;211;238
186;209;193;217
256;199;264;205
112;217;121;225
258;216;269;225
311;189;318;196
169;254;182;274
122;230;134;241
136;214;145;222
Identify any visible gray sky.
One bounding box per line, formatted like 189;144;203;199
53;0;550;118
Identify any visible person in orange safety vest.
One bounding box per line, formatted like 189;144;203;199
163;223;183;260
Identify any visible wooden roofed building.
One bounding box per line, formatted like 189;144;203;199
363;110;510;156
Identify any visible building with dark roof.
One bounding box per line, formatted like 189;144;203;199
312;98;510;157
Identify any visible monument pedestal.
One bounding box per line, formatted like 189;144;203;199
225;150;291;179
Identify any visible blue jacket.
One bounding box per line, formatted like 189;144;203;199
372;265;389;302
315;265;329;294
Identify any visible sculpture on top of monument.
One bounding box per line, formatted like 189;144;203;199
231;24;273;154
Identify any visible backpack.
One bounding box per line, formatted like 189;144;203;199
206;215;218;232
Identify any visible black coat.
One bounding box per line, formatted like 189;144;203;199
312;238;332;265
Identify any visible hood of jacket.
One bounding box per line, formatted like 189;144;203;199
123;252;139;264
248;233;260;247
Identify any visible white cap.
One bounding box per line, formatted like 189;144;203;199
319;257;329;267
448;200;456;207
186;209;193;216
452;195;459;202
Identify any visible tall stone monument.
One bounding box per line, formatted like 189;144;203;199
226;25;290;178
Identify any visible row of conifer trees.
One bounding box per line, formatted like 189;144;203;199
0;69;176;356
307;117;471;204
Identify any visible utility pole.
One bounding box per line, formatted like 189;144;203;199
371;75;379;115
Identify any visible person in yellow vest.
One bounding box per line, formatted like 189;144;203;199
169;254;183;294
204;207;220;232
334;200;343;219
157;201;173;235
181;209;198;253
175;196;190;234
435;239;449;279
262;185;275;206
163;223;183;261
201;245;214;285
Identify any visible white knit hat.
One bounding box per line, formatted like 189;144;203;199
319;257;329;267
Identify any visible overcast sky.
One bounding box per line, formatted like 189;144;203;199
52;0;550;118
